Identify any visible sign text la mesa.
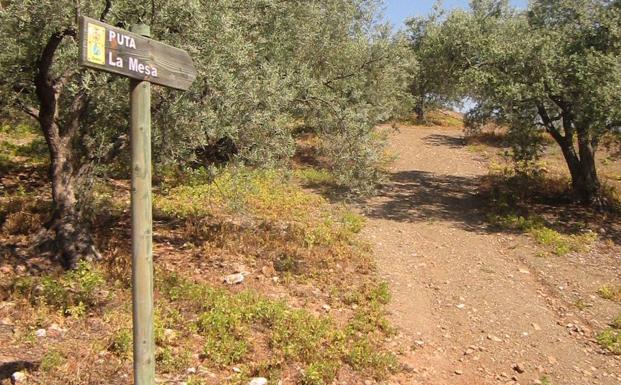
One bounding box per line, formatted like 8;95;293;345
78;16;197;91
106;31;159;77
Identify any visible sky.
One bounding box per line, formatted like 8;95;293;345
384;0;528;30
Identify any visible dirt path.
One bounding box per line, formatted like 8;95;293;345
362;125;621;385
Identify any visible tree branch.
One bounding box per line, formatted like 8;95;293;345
63;90;89;142
606;121;621;130
323;55;385;89
15;100;40;121
93;134;129;164
100;0;112;22
56;68;82;94
35;27;77;147
536;103;564;144
37;28;76;83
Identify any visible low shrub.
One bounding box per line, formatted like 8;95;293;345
12;261;106;314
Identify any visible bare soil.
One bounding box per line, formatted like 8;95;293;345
364;125;621;385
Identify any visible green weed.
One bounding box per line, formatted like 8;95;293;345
155;168;320;221
108;328;132;359
202;333;249;366
300;360;340;385
12;261;106;314
339;209;366;235
597;328;621;355
488;214;597;256
157;346;191;373
574;298;590;311
487;214;545;232
598;285;621;302
295;168;336;186
466;144;486;154
40;350;66;372
0;124;48;170
346;339;398;378
540;375;552;385
159;274;395;381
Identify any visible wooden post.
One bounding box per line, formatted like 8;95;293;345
130;23;155;385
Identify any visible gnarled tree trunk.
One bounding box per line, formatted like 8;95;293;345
33;29;100;269
538;103;602;205
47;144;100;269
414;97;426;123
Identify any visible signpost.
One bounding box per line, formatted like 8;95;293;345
79;16;197;90
78;16;197;385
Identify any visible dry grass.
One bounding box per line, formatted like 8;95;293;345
598;285;621;302
464;124;509;148
398;109;464;128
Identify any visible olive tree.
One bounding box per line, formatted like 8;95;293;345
0;0;409;267
442;0;621;204
405;2;462;122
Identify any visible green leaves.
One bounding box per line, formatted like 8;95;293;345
0;0;409;196
420;1;621;201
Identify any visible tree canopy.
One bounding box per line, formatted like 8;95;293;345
408;0;621;204
0;0;411;266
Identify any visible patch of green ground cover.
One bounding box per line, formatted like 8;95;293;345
597;319;621;355
487;213;597;256
155;168;321;220
159;273;398;384
295;168;337;187
0;123;48;171
40;350;66;372
598;285;621;302
154;167;367;248
11;261;107;316
3;163;395;384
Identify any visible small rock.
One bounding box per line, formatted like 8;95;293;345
249;377;268;385
455;369;463;375
464;348;475;356
518;268;530;274
186;367;196;374
224;273;245;285
581;326;592;337
163;328;176;341
322;304;331;312
513;363;526;374
456;303;466;309
547;356;558;365
531;323;541;331
261;265;275;277
35;328;47;338
11;371;27;384
487;334;502;342
47;323;65;338
232;367;242;373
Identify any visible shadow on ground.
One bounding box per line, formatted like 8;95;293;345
364;168;621;244
422;134;466;149
365;170;487;232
